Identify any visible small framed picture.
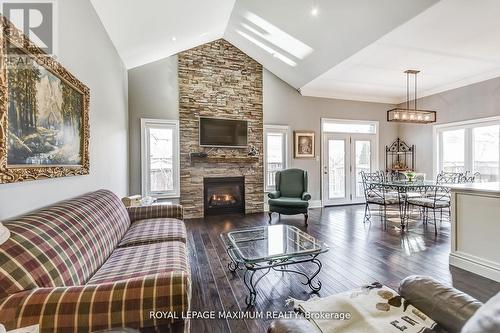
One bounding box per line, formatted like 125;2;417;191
294;131;315;158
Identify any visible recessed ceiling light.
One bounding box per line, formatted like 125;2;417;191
311;7;319;17
171;37;177;42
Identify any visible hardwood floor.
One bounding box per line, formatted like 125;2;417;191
184;205;500;333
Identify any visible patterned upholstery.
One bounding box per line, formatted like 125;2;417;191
0;190;130;299
367;197;399;205
126;204;183;222
407;197;450;208
88;242;189;285
0;272;190;332
118;218;187;247
0;190;190;332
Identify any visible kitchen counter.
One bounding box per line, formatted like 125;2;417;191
449;182;500;282
448;182;500;194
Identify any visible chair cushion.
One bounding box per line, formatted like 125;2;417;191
407;197;450;208
279;169;305;197
367;197;399;205
118;218;187;247
461;292;500;333
87;241;189;285
268;197;309;208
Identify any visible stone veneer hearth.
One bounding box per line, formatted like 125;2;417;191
178;39;264;218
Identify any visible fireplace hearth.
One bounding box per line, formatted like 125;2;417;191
204;177;245;216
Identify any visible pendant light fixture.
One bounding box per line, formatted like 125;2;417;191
387;70;436;124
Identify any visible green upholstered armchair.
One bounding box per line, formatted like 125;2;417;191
268;168;311;225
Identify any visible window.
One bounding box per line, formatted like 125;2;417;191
473;125;500;181
322;119;377;134
441;129;465;173
264;125;289;192
436;117;500;181
141;119;180;198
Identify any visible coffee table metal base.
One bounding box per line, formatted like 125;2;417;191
227;253;323;307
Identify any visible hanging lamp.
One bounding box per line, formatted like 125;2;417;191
387;70;436;124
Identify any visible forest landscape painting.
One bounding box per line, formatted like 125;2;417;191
7;54;83;166
0;15;89;184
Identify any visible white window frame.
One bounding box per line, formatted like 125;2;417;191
433;115;500;178
141;118;180;198
264;125;290;192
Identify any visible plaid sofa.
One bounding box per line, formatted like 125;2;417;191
0;190;190;332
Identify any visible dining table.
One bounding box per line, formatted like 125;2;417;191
363;180;450;230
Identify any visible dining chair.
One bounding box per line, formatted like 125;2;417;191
407;185;451;234
436;171;463;184
361;171;399;229
460;171;480;183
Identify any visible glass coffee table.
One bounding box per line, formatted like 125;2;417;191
220;225;329;306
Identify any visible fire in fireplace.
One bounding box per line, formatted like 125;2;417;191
204;177;245;216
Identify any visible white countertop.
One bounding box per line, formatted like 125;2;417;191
448;182;500;194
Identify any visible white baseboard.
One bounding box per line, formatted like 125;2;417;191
309;200;323;208
263;200;323;212
450;252;500;282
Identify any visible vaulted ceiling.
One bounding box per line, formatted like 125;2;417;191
91;0;500;104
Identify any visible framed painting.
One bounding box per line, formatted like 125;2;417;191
0;16;90;184
294;131;315;158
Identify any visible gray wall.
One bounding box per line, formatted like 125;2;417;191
264;70;397;201
128;56;179;195
398;76;500;177
0;0;129;219
127;56;398;202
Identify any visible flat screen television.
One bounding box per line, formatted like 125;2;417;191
199;117;248;148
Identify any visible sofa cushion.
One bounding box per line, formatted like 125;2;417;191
461;292;500;333
268;197;309;208
118;218;187;247
87;241;189;285
0;190;130;300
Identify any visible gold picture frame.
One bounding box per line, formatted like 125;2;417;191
294;131;315;158
0;16;90;184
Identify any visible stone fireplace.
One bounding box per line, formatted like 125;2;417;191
204;177;245;216
178;39;264;218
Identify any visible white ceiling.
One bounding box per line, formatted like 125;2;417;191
91;0;500;104
224;0;437;88
300;0;500;103
90;0;235;69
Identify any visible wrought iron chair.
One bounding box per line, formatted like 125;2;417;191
360;171;399;229
436;171;463;184
407;185;451;234
460;171;480;183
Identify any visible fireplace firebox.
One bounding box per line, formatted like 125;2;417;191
204;177;245;216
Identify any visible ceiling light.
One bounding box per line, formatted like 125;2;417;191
387;70;437;124
171;37;177;42
311;7;319;16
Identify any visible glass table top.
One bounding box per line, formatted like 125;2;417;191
363;180;450;188
221;225;328;264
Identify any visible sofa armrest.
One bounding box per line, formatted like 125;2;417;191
0;272;191;332
268;191;281;199
301;192;311;201
399;275;482;333
267;319;319;333
127;204;183;222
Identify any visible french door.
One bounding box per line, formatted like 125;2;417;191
322;133;376;205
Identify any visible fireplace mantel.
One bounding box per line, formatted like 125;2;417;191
190;156;259;164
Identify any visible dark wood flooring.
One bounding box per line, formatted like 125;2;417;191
184;205;500;333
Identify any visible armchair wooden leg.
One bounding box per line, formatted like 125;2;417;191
304;213;309;226
268;212;273;223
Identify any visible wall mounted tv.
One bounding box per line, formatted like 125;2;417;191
199;117;248;148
